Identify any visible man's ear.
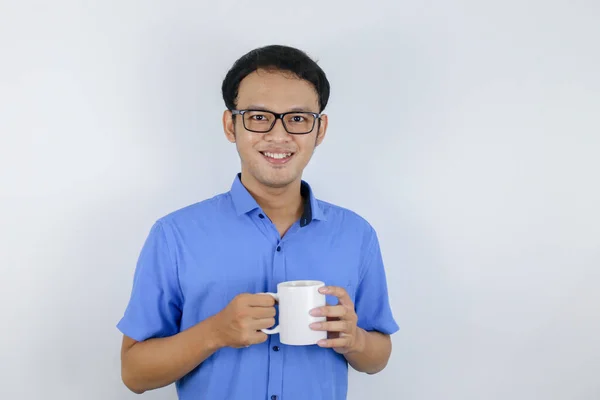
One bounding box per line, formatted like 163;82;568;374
223;110;236;143
315;114;328;147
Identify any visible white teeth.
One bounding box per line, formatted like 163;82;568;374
263;152;292;159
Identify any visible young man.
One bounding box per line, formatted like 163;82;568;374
117;45;398;400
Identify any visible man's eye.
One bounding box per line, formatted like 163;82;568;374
287;115;307;123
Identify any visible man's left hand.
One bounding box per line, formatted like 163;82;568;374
309;286;365;355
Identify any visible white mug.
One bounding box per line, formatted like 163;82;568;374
261;280;327;346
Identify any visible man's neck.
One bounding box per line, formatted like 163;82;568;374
240;174;304;225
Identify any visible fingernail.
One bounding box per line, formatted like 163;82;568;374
309;322;321;329
317;340;327;346
319;287;328;294
310;309;322;316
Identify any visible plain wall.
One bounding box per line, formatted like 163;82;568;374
1;1;599;399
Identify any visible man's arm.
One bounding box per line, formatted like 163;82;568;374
343;329;392;374
121;293;276;394
121;315;221;393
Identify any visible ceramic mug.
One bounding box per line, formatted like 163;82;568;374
261;280;327;345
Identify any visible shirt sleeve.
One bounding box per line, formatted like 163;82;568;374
354;226;399;335
116;220;183;342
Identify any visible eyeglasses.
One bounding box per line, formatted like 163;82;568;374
231;109;321;135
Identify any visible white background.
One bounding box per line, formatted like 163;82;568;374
1;1;599;399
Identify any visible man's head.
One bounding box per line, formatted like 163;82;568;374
221;45;330;190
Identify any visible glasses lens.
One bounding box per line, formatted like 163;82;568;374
243;111;275;132
283;113;316;134
242;111;317;134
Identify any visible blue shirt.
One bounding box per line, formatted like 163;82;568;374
117;174;399;400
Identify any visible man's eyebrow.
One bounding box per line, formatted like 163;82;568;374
244;104;270;111
287;106;317;113
244;105;317;113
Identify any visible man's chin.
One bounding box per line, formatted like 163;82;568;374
257;174;299;189
241;165;302;190
261;180;296;189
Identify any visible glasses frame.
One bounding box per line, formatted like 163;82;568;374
231;109;322;135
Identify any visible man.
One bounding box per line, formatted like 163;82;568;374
117;44;398;399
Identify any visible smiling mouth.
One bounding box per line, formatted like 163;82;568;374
260;151;294;163
261;152;293;159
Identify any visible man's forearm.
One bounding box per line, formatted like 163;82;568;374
344;329;392;374
121;315;222;394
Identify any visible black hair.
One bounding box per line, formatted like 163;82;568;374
221;45;330;113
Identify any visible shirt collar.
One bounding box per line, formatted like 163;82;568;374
230;173;326;226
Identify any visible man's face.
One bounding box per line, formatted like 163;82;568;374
223;69;328;189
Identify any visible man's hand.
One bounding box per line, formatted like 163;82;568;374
212;293;276;349
309;286;365;355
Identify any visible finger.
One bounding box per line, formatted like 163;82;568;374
249;306;277;319
316;337;351;349
319;286;353;307
310;305;347;318
249;331;268;345
251;317;277;330
246;294;277;307
309;320;350;333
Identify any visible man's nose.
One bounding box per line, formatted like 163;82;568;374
265;118;290;140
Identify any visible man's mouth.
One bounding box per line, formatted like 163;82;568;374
260;151;294;164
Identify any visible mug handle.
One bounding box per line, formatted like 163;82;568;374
260;292;280;335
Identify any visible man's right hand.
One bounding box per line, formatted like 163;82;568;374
212;293;277;349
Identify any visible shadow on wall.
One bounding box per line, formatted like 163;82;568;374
310;27;475;399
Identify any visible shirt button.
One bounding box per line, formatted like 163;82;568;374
276;246;281;252
271;396;277;400
272;346;280;351
258;214;265;219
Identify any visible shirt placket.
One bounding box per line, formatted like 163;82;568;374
262;216;301;400
254;211;284;400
